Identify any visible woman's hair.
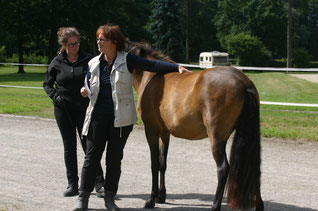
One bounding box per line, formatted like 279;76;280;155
96;24;126;51
57;27;80;54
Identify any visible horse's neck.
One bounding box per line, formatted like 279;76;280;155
132;70;155;96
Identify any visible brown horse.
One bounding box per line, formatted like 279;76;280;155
129;42;263;211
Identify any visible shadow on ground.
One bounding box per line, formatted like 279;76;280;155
109;193;318;211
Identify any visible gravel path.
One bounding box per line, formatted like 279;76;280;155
289;73;318;83
0;114;317;211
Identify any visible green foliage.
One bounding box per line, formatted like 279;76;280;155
214;0;286;58
180;0;219;61
148;0;185;62
9;52;48;64
0;0;318;64
292;48;312;68
225;33;271;66
0;46;6;62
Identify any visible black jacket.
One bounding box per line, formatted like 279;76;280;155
43;50;92;110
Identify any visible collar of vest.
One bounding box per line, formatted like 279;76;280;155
89;51;127;74
113;51;126;70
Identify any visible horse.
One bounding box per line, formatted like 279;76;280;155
128;42;264;211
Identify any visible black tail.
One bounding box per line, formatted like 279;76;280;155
227;88;261;209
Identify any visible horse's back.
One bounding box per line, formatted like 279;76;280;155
140;66;255;140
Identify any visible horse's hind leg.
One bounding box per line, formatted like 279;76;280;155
210;138;229;211
255;189;264;211
157;133;170;203
144;128;160;208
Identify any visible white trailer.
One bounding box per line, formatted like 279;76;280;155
199;51;229;67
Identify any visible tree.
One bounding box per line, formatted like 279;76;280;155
225;33;271;66
180;0;219;62
0;0;52;71
287;0;292;67
1;0;33;73
291;0;318;60
148;0;185;62
214;0;286;59
307;0;318;60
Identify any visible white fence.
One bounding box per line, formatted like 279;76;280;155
2;62;318;72
178;63;318;72
0;62;48;67
1;62;318;107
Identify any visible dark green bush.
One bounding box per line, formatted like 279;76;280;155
224;33;272;66
9;52;48;64
0;46;6;62
292;48;312;68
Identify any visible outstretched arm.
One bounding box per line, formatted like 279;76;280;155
127;53;192;74
178;65;192;74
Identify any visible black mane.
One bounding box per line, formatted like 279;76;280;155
126;41;175;63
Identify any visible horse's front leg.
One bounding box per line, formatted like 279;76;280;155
144;129;160;209
157;133;170;204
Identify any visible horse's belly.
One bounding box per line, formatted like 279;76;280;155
171;129;208;140
168;122;208;140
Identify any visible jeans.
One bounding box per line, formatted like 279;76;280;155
79;112;133;193
54;105;104;190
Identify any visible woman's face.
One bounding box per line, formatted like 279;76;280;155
96;33;116;54
65;35;79;56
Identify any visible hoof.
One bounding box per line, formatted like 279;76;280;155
156;191;166;204
156;197;165;204
144;199;155;209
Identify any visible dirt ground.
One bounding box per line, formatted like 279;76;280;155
0;114;317;211
289;73;318;83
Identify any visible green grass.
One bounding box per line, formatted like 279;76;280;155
0;65;53;118
246;72;318;104
246;72;318;141
1;65;317;141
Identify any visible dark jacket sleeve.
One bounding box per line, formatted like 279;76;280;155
43;60;62;105
127;53;178;73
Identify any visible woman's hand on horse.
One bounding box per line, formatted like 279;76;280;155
80;87;88;98
178;65;192;74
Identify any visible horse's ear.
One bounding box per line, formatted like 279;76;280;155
128;46;141;56
128;42;147;57
125;40;135;52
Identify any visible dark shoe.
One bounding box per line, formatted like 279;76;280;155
104;190;120;211
96;186;104;198
73;191;90;211
63;186;79;197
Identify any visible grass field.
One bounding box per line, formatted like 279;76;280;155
1;65;317;141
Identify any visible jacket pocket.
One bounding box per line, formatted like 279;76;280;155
114;66;132;93
115;94;136;125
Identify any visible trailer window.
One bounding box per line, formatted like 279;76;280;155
213;57;228;63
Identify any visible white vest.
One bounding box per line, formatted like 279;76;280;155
82;51;137;136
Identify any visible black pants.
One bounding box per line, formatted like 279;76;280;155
79;113;133;194
54;105;104;190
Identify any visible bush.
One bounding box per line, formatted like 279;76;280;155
292;48;312;68
9;52;48;64
224;33;272;66
0;46;6;62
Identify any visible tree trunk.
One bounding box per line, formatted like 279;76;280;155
185;0;189;63
17;15;25;74
48;0;59;62
287;0;292;68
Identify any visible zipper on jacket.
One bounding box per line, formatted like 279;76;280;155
70;55;89;74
